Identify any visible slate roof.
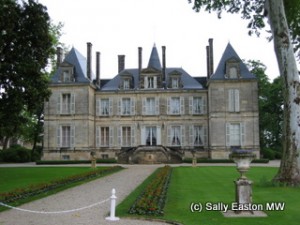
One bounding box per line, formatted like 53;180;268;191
101;45;203;91
147;44;162;70
51;47;91;83
210;43;256;80
101;67;203;91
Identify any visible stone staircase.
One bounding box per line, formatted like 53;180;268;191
117;145;183;164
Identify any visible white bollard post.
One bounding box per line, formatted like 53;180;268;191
105;188;120;221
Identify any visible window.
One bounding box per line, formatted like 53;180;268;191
122;98;131;115
61;126;71;147
100;99;109;115
169;126;181;146
171;77;180;88
122;127;131;147
228;89;240;112
146;127;157;146
190;125;207;146
101;154;109;159
62;70;71;82
169;97;182;115
58;93;75;114
226;123;245;147
229;67;238;78
123;78;130;89
119;126;135;147
100;127;109;146
57;125;75;148
143;98;158;115
96;126;112;147
144;76;157;89
119;98;134;115
189;97;206;115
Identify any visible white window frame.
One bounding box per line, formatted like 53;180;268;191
118;126;135;147
189;96;206;115
144;76;157;89
57;125;75;148
226;122;245;147
228;89;240;112
168;125;184;146
97;98;112;116
190;125;207;146
143;97;159;115
168;97;184;115
119;98;135;115
96;126;113;147
57;93;75;115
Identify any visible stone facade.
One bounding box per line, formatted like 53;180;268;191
43;40;260;162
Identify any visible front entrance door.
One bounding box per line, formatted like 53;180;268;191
146;126;157;146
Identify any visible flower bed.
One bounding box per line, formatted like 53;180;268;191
129;165;172;216
0;166;122;203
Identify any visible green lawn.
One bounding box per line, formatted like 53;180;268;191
0;167;108;193
118;166;300;225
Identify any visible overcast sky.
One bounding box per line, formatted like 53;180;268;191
38;0;298;81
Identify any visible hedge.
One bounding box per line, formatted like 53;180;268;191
182;158;269;164
36;158;117;165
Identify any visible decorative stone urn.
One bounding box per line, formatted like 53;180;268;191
229;149;256;179
229;149;256;214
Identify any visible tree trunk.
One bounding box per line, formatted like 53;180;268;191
266;0;300;185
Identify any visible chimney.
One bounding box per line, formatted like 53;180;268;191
208;38;214;76
87;42;92;80
162;46;166;88
138;47;142;74
56;46;63;68
206;45;210;78
96;51;100;87
118;55;125;73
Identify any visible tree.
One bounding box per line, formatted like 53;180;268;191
0;0;54;149
189;0;300;185
247;60;283;158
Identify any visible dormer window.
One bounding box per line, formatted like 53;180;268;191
171;77;180;88
226;58;240;79
59;64;74;82
144;76;157;89
63;70;71;82
119;71;133;90
123;78;130;89
168;70;182;89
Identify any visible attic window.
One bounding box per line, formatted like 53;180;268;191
60;67;74;82
63;70;71;82
168;70;182;89
119;72;133;89
226;59;240;79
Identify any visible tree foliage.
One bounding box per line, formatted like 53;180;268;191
188;0;300;60
0;0;55;149
247;60;283;158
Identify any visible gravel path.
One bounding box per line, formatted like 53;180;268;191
0;165;169;225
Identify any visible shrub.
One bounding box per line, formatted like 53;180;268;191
1;145;31;163
262;148;276;160
129;166;172;216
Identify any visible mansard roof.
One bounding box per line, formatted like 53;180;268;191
51;47;91;83
101;67;203;91
210;43;256;80
147;44;162;70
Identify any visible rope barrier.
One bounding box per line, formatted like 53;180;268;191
0;198;110;214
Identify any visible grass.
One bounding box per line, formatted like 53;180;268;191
117;166;300;225
0;167;109;193
0;166;122;212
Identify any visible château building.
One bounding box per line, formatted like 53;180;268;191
43;39;260;163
